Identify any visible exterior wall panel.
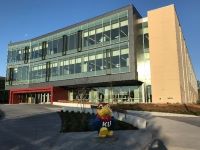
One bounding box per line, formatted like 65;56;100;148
148;5;198;103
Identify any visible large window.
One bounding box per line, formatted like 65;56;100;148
57;38;63;53
69;34;77;50
51;62;59;77
96;52;103;71
111;47;120;68
103;22;110;42
83;30;88;47
60;60;69;76
83;55;88;73
111;19;119;41
53;39;58;54
96;25;103;44
120;45;129;67
120;17;128;38
144;33;149;49
69;58;75;74
88;28;96;46
48;40;53;55
88;54;95;72
75;57;82;73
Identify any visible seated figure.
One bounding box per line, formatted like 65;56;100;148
93;103;115;138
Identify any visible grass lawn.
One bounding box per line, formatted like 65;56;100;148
111;103;200;116
58;111;138;132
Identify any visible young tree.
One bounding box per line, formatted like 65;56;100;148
76;87;90;112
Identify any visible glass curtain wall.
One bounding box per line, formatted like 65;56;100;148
69;86;142;104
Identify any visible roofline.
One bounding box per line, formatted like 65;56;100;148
9;4;142;46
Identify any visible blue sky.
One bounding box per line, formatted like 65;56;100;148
0;0;199;80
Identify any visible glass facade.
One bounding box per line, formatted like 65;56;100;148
6;6;148;104
69;85;142;103
6;10;129;85
136;20;151;102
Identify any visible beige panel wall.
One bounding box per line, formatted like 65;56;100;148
147;5;198;103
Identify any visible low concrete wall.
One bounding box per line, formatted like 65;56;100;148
60;106;147;129
53;102;91;108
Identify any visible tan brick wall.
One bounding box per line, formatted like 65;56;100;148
147;5;198;103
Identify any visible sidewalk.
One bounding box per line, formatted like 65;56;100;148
128;110;200;150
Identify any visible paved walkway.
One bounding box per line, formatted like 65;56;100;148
1;104;200;150
128;110;200;150
0;104;62;150
0;104;152;150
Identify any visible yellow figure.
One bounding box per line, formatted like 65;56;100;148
95;103;114;138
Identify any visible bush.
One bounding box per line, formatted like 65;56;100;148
58;111;137;132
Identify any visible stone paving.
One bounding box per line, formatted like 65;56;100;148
1;104;200;150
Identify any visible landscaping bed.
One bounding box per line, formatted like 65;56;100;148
58;111;138;132
111;103;200;116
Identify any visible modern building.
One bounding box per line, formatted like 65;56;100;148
0;76;5;90
198;81;200;101
6;4;198;104
0;76;8;103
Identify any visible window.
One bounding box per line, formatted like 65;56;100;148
62;35;68;55
31;43;39;59
103;23;110;42
69;58;75;74
77;30;82;51
111;19;119;40
88;28;96;46
22;66;29;80
120;45;129;67
69;34;77;50
57;38;63;53
144;33;149;49
16;48;22;61
96;25;103;44
96;52;103;71
60;60;69;76
53;39;58;54
41;65;46;78
120;17;128;38
83;30;88;47
88;54;95;72
83;55;88;72
42;41;47;60
111;47;120;68
48;40;53;54
75;57;82;73
51;62;59;77
103;49;111;69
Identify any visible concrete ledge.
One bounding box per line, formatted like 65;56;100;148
53;102;91;108
112;112;147;129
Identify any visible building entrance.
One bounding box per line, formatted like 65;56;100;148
17;92;51;104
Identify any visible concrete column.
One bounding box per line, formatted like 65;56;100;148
47;93;50;102
43;93;46;103
40;93;43;103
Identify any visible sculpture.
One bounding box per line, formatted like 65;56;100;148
93;103;114;138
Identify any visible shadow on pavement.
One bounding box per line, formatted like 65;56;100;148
0;112;61;150
0;108;5;120
148;139;167;150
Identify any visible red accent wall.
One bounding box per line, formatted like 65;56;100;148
53;87;68;104
9;86;53;104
